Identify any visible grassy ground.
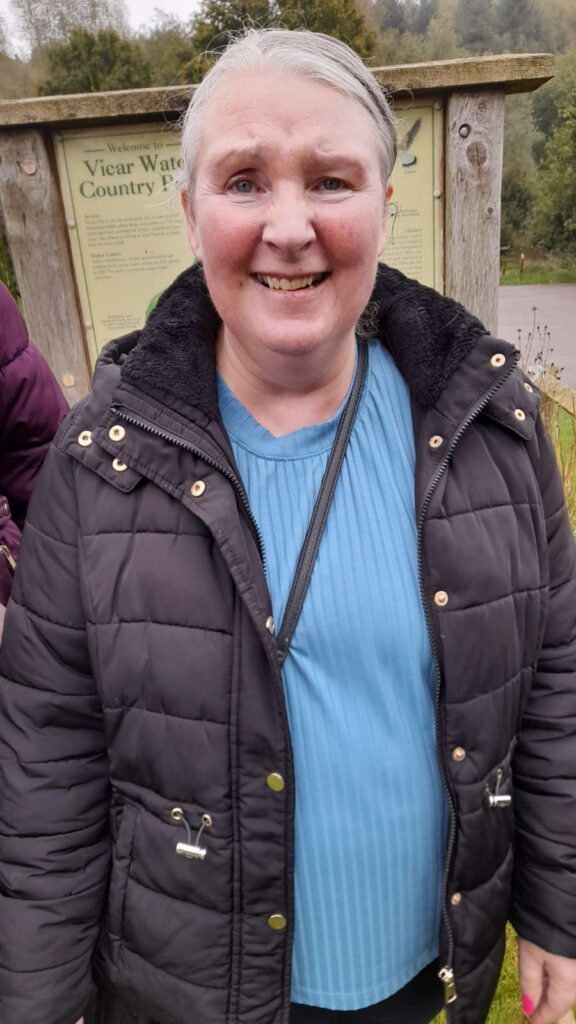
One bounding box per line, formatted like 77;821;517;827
499;255;576;286
540;397;576;532
431;927;522;1024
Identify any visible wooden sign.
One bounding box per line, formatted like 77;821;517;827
55;123;190;366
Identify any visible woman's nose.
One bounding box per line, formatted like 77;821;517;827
261;191;315;252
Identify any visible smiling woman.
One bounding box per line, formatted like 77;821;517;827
0;27;575;1024
179;66;388;433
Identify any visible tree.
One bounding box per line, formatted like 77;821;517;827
493;0;549;52
531;91;576;252
138;11;197;86
542;0;576;50
532;48;576;145
454;0;497;52
277;0;376;58
407;0;438;35
420;0;468;58
189;0;274;54
9;0;129;52
500;94;541;248
375;0;407;33
189;0;375;61
38;28;152;94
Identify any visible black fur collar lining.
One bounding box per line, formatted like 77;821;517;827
121;262;487;417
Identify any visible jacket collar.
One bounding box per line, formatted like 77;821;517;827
117;262;490;419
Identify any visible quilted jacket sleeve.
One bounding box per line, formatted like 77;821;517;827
0;441;110;1024
511;416;576;956
0;284;68;603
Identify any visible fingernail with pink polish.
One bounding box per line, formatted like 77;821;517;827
521;994;535;1016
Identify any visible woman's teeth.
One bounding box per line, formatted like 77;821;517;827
254;273;326;290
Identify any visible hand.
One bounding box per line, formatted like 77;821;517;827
518;937;576;1023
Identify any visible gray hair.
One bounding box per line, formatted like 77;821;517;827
180;28;397;197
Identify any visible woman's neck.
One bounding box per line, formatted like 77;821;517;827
216;332;357;436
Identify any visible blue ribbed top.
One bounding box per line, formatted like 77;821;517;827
218;340;446;1010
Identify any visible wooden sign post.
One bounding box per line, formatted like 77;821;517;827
0;53;553;405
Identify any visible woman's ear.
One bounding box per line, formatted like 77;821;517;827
181;189;202;261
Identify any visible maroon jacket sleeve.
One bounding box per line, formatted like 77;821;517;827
0;284;68;602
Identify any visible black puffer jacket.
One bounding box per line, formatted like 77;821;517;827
0;265;575;1024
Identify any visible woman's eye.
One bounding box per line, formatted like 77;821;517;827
319;178;344;191
230;179;255;194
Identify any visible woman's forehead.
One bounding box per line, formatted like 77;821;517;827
197;68;378;160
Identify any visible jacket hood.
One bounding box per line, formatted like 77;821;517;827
106;263;489;418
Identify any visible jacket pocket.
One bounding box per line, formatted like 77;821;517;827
107;799;139;947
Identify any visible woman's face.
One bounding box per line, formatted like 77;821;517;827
183;69;387;369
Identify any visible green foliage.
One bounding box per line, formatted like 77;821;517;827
375;0;407;33
532;48;576;142
454;0;497;52
500;95;542;249
278;0;376;57
417;0;468;59
189;0;271;55
499;254;576;285
408;0;438;35
188;0;376;62
137;12;197;87
0;218;18;297
375;0;439;38
542;0;576;50
0;50;40;98
493;0;549;52
38;28;152;94
531;90;576;253
373;0;466;63
501;178;534;249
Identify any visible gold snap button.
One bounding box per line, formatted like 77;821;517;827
524;381;534;394
78;430;92;447
112;458;128;472
266;616;275;634
514;408;526;421
267;773;286;793
490;353;505;368
191;481;206;497
429;435;443;450
450;892;462;907
452;747;466;762
109;425;126;442
267;913;287;931
434;590;449;607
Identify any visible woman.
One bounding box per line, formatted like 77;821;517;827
0;29;575;1024
0;282;68;605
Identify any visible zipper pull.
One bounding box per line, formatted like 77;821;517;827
0;544;16;574
438;966;458;1004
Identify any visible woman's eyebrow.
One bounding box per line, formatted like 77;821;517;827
207;143;367;173
207;143;267;171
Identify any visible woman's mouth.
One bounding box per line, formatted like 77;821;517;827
252;272;330;291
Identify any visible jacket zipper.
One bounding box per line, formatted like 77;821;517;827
416;354;518;1017
110;404;267;574
112;402;296;1016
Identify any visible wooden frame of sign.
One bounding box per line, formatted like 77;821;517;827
0;53;554;405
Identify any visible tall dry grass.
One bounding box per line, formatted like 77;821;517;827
518;308;576;533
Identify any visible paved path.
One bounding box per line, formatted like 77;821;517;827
498;284;576;391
